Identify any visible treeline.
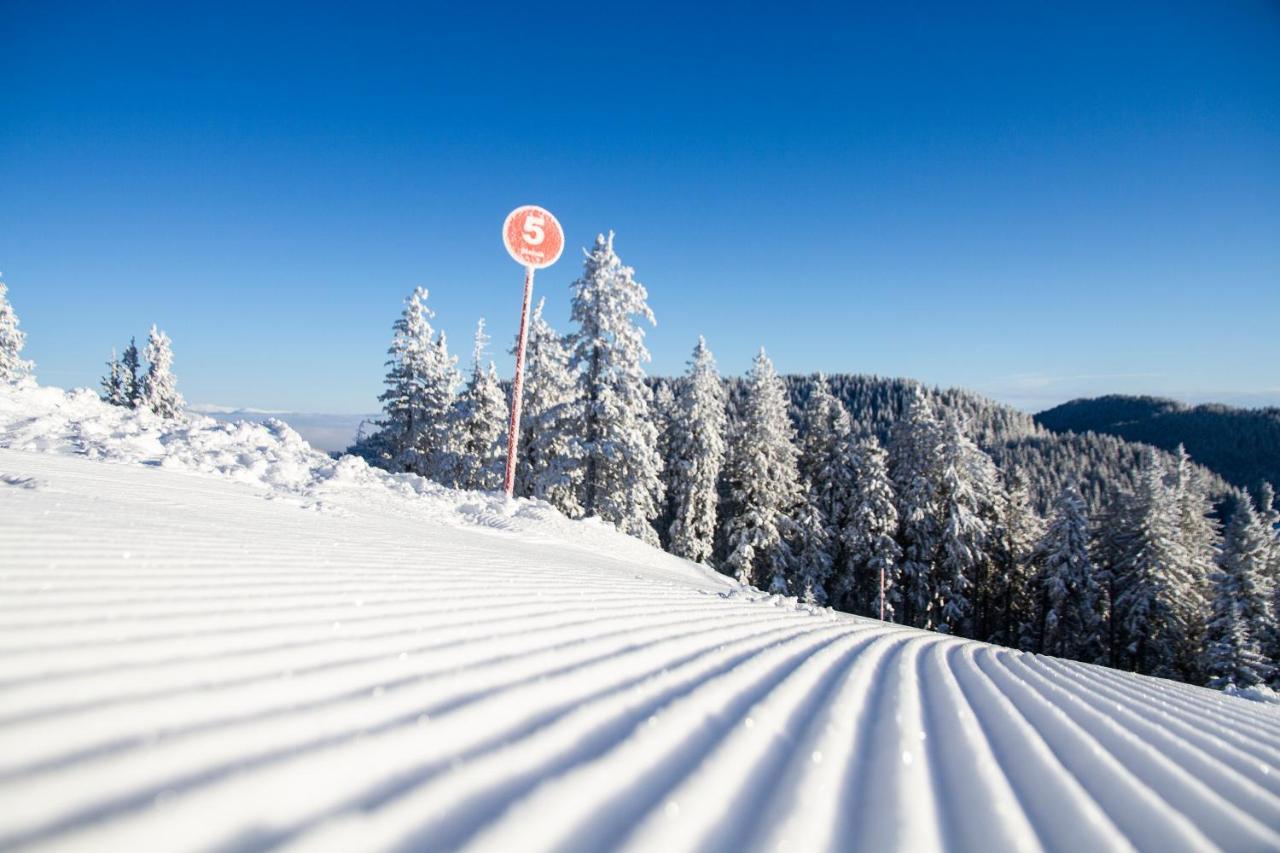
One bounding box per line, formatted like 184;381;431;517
1036;394;1280;503
352;231;1280;692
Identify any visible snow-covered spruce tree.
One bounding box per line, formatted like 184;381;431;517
798;378;856;537
652;380;678;546
1204;498;1274;689
791;376;852;599
512;299;583;517
377;287;460;479
1112;452;1188;677
933;415;1000;636
450;319;507;492
839;435;901;620
990;469;1044;648
792;489;835;604
1032;484;1104;662
567;232;664;545
1256;483;1280;631
139;325;184;418
0;278;34;383
101;349;129;406
121;338;142;408
666;337;728;564
723;349;803;590
1170;445;1219;680
889;386;944;629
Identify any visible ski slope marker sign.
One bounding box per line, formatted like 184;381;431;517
503;205;565;270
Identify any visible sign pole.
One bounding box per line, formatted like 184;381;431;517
500;204;563;500
503;265;535;498
879;568;886;622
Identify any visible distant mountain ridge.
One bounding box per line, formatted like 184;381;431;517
1034;395;1280;499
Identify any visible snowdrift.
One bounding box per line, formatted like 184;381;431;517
2;383;1279;852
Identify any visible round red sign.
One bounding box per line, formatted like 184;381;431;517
503;205;565;270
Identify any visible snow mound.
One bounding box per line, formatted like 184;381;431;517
0;383;721;584
3;382;1280;852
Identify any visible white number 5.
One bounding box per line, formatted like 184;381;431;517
523;214;546;246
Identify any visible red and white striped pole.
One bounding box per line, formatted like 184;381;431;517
500;206;564;499
503;265;535;497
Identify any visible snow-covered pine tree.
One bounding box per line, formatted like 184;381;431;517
798;377;856;539
377;287;460;479
666;337;728;564
450;319;508;492
101;349;129;406
1204;498;1274;689
792;376;852;599
512;299;583;516
1258;482;1280;672
990;469;1045;648
652;380;678;546
121;338;142;408
889;386;944;629
1112;451;1188;677
792;490;834;604
567;232;664;545
139;325;184;418
933;415;999;635
723;349;803;590
1089;491;1132;667
1032;484;1104;662
1260;482;1279;542
1171;445;1219;680
1259;482;1280;591
839;435;901;619
0;277;34;383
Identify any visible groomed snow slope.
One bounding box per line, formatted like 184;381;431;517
2;385;1280;852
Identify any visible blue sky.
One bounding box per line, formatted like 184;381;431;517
3;1;1278;413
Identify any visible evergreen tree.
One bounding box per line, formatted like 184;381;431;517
377;287;460;479
139;325;184;418
1259;481;1280;588
792;490;834;604
1258;482;1280;671
666;337;728;564
121;338;142;408
793;377;852;599
101;349;129;406
889;386;945;628
1112;452;1188;677
933;415;998;635
1033;484;1104;661
652;380;679;546
1170;445;1219;680
990;470;1044;648
450;319;507;492
1204;499;1274;689
798;377;855;509
839;435;901;619
567;232;664;544
723;349;803;589
512;299;583;516
0;278;33;383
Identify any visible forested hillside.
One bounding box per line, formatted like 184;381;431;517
731;375;1237;517
1036;395;1280;500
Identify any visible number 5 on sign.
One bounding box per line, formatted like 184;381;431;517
501;205;565;498
504;206;563;268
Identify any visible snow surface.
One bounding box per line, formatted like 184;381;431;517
3;383;1280;852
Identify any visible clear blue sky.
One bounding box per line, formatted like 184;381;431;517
3;1;1278;413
